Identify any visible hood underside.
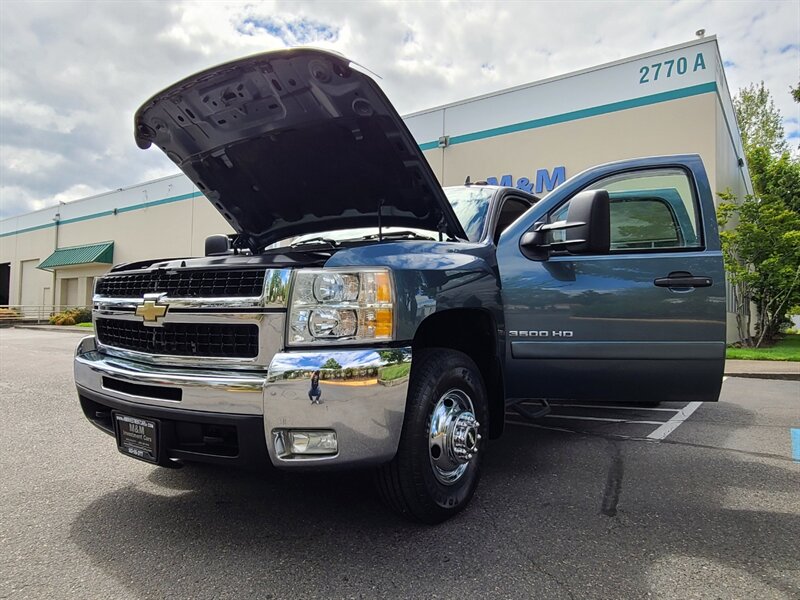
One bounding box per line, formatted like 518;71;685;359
134;49;466;250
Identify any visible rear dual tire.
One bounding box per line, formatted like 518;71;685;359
375;348;488;524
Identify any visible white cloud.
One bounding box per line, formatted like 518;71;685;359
0;99;90;134
0;0;797;218
0;185;41;214
1;146;67;175
51;184;109;205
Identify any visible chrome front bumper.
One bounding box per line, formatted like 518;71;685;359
74;336;410;468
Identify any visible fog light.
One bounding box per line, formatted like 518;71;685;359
286;430;338;455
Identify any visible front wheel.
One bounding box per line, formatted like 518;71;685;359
375;348;488;524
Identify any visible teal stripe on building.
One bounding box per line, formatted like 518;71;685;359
0;191;204;239
418;82;717;150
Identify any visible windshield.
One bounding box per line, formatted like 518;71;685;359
444;187;494;242
286;227;437;248
282;187;494;248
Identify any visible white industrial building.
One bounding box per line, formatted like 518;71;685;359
0;36;751;340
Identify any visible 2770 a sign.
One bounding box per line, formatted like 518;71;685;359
639;52;706;85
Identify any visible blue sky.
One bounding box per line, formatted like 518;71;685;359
237;16;338;43
270;350;384;372
0;0;797;218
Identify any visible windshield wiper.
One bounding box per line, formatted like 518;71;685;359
290;237;341;249
355;230;436;242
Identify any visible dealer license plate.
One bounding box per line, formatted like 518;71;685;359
113;413;159;463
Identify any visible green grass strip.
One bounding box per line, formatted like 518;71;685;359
726;333;800;362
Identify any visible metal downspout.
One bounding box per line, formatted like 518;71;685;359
51;202;64;314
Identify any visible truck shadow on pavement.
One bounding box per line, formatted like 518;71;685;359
69;400;799;599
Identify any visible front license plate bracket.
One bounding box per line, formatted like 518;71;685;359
113;412;159;464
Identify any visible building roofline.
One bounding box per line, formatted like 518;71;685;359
403;35;718;119
0;171;184;225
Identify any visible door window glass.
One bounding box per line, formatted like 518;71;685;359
551;168;701;251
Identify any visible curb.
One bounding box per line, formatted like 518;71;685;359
12;325;93;334
724;372;800;381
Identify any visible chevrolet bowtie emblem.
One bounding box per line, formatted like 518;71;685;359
135;300;168;322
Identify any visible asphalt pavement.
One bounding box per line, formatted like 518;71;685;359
1;328;798;599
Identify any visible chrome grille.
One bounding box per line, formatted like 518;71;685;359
95;318;259;358
95;270;265;298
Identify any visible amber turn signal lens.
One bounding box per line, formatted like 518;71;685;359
374;272;392;303
374;308;393;338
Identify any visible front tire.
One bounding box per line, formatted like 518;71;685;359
375;348;488;524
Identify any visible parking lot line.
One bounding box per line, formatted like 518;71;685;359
542;403;682;413
791;429;800;462
646;401;703;440
505;419;580;434
504;418;653;441
543;414;665;425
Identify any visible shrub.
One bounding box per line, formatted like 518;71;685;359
71;307;92;323
49;307;92;326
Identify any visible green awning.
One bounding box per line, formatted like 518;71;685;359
37;241;114;271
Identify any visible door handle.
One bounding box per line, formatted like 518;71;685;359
654;271;712;288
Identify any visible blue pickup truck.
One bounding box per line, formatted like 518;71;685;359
74;49;726;523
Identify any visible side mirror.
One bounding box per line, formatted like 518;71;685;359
564;189;610;254
205;234;231;256
520;189;610;256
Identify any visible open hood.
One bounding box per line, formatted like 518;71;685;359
134;49;466;250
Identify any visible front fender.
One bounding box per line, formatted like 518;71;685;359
324;240;503;340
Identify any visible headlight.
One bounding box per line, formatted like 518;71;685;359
287;268;394;346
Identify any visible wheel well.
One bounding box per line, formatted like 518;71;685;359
412;309;505;439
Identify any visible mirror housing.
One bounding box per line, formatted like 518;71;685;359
564;189;610;254
520;189;610;256
205;234;231;256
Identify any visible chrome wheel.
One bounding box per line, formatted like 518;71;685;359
376;348;488;523
428;388;481;485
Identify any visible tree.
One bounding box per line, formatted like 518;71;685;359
321;357;342;370
717;152;800;346
792;81;800;103
733;82;787;156
723;83;800;346
267;270;287;303
377;349;407;365
748;147;800;213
